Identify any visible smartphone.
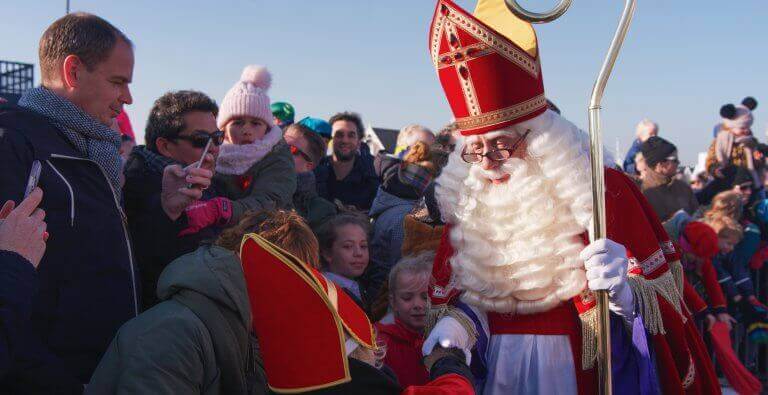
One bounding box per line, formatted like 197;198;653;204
24;160;42;198
187;139;214;189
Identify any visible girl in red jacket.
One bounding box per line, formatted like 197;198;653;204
376;252;433;387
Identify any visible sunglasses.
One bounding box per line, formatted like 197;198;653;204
172;130;225;148
461;130;531;164
290;144;313;163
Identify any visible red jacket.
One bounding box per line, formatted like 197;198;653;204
376;319;429;387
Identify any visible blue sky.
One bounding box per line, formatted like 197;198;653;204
1;0;765;165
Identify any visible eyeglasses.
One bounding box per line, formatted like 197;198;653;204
290;144;313;163
461;130;531;164
172;130;225;148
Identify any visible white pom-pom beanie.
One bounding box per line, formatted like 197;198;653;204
217;65;273;129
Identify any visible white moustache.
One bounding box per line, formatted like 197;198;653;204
473;158;528;182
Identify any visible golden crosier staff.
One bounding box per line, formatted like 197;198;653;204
504;1;637;394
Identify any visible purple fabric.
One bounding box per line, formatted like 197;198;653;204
454;301;488;389
611;313;660;395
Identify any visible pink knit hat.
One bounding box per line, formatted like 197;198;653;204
217;65;274;129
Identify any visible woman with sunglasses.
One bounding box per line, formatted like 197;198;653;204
181;65;297;235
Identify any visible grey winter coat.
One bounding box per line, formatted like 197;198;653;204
213;141;297;222
86;245;263;394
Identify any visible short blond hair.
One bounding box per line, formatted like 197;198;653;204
705;190;743;222
704;215;743;241
388;251;434;297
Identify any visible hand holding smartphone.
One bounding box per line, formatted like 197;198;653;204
24;160;42;198
187;139;213;189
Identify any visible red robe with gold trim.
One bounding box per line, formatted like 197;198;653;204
429;168;719;394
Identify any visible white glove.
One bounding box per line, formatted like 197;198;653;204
580;238;635;323
421;316;472;364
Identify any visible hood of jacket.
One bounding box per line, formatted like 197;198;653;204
157;245;251;328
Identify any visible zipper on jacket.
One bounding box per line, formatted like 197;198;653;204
45;160;76;227
50;154;138;316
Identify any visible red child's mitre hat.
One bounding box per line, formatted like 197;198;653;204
430;0;547;136
240;234;376;393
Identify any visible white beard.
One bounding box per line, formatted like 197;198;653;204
436;110;600;315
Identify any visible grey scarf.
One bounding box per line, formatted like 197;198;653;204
19;87;122;194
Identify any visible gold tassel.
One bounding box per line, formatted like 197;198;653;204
669;260;684;294
424;305;478;348
668;260;692;317
579;308;599;370
628;270;685;335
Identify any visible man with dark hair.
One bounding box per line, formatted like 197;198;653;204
314;111;379;210
0;14;213;392
284;124;336;229
125;90;223;309
639;136;698;222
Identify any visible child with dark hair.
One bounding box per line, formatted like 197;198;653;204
316;213;378;310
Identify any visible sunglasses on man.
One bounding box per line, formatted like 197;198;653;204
290;145;313;164
172;130;225;148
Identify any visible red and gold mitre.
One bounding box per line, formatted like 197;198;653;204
430;0;547;136
240;234;376;393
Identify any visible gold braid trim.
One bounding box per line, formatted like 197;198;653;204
425;305;478;350
669;260;684;294
580;267;687;371
668;260;692;317
628;269;685;336
579;307;600;370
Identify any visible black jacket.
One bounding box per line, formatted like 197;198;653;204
123;146;216;310
314;154;380;211
0;251;36;382
0;105;140;393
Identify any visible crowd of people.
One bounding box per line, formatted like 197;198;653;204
0;7;766;395
624;100;768;392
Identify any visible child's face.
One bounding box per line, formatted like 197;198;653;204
390;271;429;332
225;116;269;145
323;224;369;279
729;126;750;137
718;235;739;254
733;183;753;204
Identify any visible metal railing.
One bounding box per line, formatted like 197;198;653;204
0;60;34;95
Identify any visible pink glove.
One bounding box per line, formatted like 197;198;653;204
178;197;232;236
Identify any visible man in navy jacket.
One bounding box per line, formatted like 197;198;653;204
0;13;212;393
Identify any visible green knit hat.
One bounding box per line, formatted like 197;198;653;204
270;101;295;123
